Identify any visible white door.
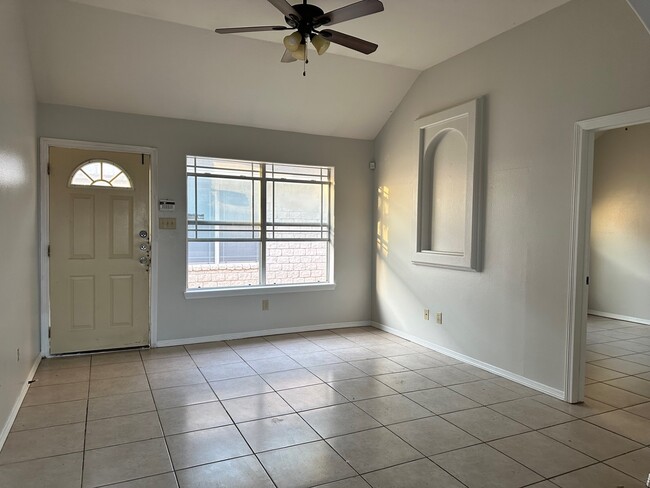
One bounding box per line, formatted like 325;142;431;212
49;147;150;354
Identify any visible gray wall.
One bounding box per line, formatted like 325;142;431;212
38;105;374;342
589;124;650;323
0;0;40;439
372;0;650;392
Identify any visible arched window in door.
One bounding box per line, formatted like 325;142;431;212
69;160;133;188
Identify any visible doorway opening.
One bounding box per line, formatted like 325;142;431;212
567;107;650;403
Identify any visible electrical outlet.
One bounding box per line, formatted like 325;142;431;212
424;309;430;320
436;312;443;324
262;299;269;311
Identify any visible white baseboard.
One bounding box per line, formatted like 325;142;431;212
0;355;42;451
371;321;565;401
588;310;650;326
156;321;372;347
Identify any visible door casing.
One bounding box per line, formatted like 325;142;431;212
40;138;159;357
566;106;650;403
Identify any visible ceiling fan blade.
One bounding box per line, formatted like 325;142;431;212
267;0;302;20
281;49;297;63
319;29;378;54
215;25;291;34
314;0;384;27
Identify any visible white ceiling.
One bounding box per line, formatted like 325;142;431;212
23;0;569;140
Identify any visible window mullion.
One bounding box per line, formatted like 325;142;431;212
260;164;267;286
194;159;199;242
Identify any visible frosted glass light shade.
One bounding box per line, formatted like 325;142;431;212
291;44;306;60
312;35;330;55
283;32;302;52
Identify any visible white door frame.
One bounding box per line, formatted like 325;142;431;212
566;106;650;403
39;138;159;357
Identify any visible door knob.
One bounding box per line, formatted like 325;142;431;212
139;230;148;239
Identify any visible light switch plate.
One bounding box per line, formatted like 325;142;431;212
159;217;176;229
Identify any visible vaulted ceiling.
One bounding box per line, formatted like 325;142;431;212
23;0;569;139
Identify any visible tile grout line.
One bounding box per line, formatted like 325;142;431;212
136;350;180;488
188;344;282;488
79;356;92;488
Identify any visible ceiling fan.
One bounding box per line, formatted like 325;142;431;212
215;0;384;73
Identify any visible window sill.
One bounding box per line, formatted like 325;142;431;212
184;282;336;299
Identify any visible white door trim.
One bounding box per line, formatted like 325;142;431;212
39;137;159;357
566;106;650;403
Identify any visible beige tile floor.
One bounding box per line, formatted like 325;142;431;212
1;318;649;487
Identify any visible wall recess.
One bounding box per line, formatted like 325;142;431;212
413;97;484;271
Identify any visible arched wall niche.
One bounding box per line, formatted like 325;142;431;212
421;127;468;254
413;98;484;271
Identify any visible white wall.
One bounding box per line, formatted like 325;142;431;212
38;105;374;342
0;0;40;442
589;124;650;323
373;0;650;393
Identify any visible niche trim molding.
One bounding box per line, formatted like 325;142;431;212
413;97;483;271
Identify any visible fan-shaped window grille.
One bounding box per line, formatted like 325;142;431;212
69;160;133;189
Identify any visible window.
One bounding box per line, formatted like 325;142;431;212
69;160;132;188
186;156;333;291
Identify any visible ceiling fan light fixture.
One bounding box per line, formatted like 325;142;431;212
283;31;302;52
312;34;330;55
291;43;307;60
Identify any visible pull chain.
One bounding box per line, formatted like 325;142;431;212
303;39;309;76
302;43;309;76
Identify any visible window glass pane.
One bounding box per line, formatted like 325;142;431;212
266;241;328;285
267;164;328;183
219;241;258;263
322;184;330;226
102;162;121;181
268;181;325;224
187;241;260;289
83;162;102;180
187;175;198;238
92;180;111;187
267;181;327;240
71;172;93;186
111;173;131;188
189;157;261;179
191;176;260;241
188;241;216;264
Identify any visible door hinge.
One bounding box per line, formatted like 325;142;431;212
47;163;51;175
47;245;50;257
586;276;590;285
48;328;51;338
